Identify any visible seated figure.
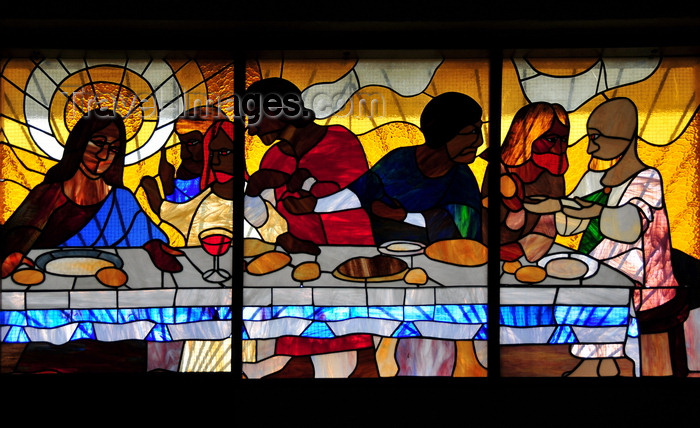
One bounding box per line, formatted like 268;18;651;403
1;109;182;277
527;97;687;377
154;120;318;255
482;102;570;262
284;92;484;246
245;77;374;246
141;105;228;215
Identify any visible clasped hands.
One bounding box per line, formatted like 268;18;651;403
523;196;603;219
283;192;409;223
248;168;412;220
246;168;318;214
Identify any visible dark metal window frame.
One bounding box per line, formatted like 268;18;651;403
2;11;699;420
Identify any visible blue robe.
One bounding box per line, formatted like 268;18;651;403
164;177;201;203
60;188;167;247
348;146;482;244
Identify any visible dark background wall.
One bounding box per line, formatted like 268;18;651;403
2;0;700;52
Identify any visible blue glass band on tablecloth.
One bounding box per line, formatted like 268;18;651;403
1;307;232;343
3;304;632;343
243;304;489;323
1;307;231;328
499;305;629;327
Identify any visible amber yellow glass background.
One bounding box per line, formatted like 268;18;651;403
0;59;234;248
244;58;491;188
501;57;700;259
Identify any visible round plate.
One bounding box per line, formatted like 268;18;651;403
35;249;123;277
537;252;599;279
378;240;426;256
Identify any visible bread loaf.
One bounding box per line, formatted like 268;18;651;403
292;262;321;282
247;251;291;275
502;260;522;274
425;239;488;266
545;258;588;279
404;268;428;285
96;267;128;287
12;269;45;285
514;265;547;283
337;255;408;279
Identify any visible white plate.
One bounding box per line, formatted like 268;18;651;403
35;249;123;277
537;252;599;279
378;240;426;256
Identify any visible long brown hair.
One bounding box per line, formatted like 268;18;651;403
44;109;127;187
501;102;569;167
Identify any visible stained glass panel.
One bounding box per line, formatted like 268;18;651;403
242;56;491;378
498;54;700;377
1;56;235;373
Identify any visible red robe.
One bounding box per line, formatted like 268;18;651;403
260;125;374;245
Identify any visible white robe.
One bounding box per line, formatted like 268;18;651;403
557;168;678;311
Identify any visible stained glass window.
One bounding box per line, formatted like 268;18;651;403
2;50;699;384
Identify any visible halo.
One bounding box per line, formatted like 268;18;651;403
25;59;184;166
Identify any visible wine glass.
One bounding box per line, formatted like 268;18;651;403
198;227;233;282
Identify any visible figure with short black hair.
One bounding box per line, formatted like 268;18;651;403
245;77;374;246
284;91;484;245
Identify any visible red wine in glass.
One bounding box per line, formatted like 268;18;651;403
202;234;232;256
198;228;233;282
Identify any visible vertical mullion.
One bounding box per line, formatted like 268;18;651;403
233;52;246;381
487;49;503;379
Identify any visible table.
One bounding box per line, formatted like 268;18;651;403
500;244;639;376
0;247;233;345
243;243;640;376
1;242;640;376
